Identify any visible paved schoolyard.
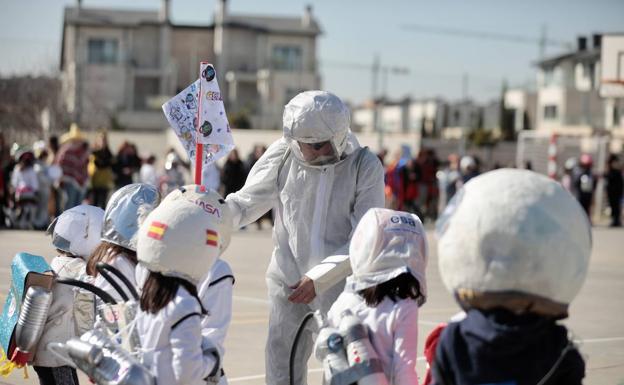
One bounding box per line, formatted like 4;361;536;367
0;226;622;385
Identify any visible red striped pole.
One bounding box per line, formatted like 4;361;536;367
194;62;208;185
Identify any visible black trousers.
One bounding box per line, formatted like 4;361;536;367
33;366;79;385
608;195;622;225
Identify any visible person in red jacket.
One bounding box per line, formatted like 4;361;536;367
55;124;89;210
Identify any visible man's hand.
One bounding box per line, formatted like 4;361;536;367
288;276;316;304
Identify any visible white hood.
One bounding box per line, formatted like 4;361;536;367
436;168;592;307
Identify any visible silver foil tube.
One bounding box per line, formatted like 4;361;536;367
67;329;154;385
15;286;53;355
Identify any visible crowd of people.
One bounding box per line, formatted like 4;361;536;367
0;91;610;385
378;147;624;226
0;127;273;231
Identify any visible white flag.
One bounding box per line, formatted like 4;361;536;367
161;63;234;167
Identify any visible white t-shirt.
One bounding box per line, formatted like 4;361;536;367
11;166;39;195
327;291;420;385
140;164;159;188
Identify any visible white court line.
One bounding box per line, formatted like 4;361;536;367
233;295;270;305
229;358;426;383
576;336;624;344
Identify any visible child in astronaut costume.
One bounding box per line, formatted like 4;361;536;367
135;198;222;385
327;208;427;385
431;169;591;385
33;204;104;385
86;183;160;304
151;185;234;385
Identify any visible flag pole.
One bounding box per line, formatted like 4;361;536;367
194;61;208;185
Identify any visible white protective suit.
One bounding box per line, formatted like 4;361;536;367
225;91;385;384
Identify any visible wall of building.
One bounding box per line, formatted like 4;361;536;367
132;25;160;68
73;26;133;127
224;27;262;72
379;105;406;133
564;89;604;128
171;28;215;90
537;87;565;130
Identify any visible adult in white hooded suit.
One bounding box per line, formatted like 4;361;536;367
226;91;385;384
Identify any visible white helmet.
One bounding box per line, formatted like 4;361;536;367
282;91;353;166
102;183;160;251
436;169;591;317
161;185;233;255
347;208;428;306
137;199;219;284
47;205;105;258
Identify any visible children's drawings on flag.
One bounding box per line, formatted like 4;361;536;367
162;63;234;168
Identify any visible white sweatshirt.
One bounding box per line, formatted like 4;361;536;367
34;255;85;367
137;286;216;385
327;291;420;385
197;259;234;385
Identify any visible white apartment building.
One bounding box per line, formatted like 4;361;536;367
352;98;446;136
60;0;321;130
504;89;537;132
535;35;605;135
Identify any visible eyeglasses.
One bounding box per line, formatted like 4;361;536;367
301;141;330;151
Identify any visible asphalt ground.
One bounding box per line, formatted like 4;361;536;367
0;225;623;385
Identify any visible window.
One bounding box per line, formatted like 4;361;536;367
542;67;555;87
88;39;119;64
543;105;558;120
272;46;302;71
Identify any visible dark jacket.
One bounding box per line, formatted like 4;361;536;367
432;309;584;385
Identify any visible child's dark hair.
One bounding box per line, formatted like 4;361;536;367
86;241;137;276
140;272;198;314
358;272;421;307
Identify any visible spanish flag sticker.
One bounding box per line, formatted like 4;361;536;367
206;229;218;247
148;221;167;240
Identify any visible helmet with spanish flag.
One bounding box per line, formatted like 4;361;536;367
136;199;219;284
161;184;232;255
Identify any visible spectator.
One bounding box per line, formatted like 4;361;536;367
0;133;11;227
10;146;38;228
140;155;159;188
88;131;114;209
245;144;272;229
605;154;623;227
221;149;247;197
161;151;186;196
56;123;89;210
245;144;267;172
32;140;53;229
400;157;421;215
573;154;596;218
113;141;141;188
47;135;62;216
439;153;461;205
422;148;440;221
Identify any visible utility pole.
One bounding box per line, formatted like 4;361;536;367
371;54;382;150
538;24;547;60
74;0;82;126
462;72;469;100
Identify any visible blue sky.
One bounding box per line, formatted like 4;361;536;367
1;0;622;104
